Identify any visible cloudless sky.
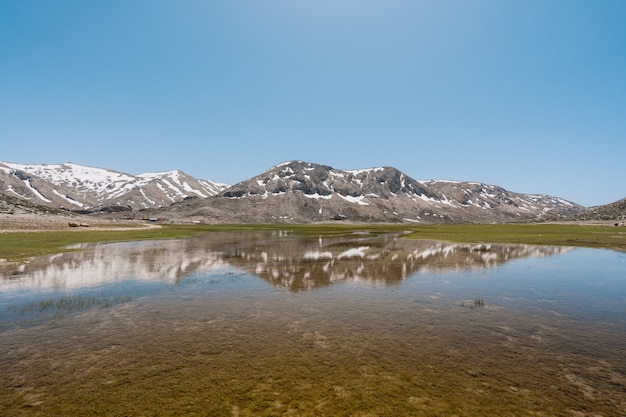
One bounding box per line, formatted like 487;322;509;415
1;0;624;206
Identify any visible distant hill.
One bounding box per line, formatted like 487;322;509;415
159;161;584;224
574;197;626;222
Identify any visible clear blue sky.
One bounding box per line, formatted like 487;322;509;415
1;0;624;207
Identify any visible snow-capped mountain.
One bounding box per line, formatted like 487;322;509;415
0;162;228;211
0;159;589;223
166;161;584;223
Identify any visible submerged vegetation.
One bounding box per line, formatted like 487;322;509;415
16;294;133;314
1;294;133;329
460;298;485;308
0;222;624;263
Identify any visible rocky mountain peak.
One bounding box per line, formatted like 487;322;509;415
221;161;438;203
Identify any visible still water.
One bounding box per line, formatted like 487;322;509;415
1;230;625;416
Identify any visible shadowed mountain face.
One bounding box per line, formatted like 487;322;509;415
1;230;571;293
170;161;584;224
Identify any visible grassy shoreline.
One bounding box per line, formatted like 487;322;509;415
0;222;625;263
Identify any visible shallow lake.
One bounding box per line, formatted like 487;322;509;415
1;230;625;416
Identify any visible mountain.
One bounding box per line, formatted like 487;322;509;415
0;159;588;224
162;161;584;223
0;162;228;212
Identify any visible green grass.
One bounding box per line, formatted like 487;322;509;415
206;223;626;250
0;224;210;262
0;222;624;263
403;223;626;250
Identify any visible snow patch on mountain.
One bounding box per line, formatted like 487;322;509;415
338;194;369;205
8;163;136;193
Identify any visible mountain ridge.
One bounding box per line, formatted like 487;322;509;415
160;160;586;224
0;161;228;212
2;159;622;224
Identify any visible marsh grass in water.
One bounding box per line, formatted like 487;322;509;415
459;298;485;308
2;294;133;329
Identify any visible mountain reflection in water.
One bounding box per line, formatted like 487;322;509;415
0;231;571;292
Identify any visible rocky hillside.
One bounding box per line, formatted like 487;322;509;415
0;162;228;212
161;161;584;224
573;197;626;222
0;193;62;216
0;193;96;231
